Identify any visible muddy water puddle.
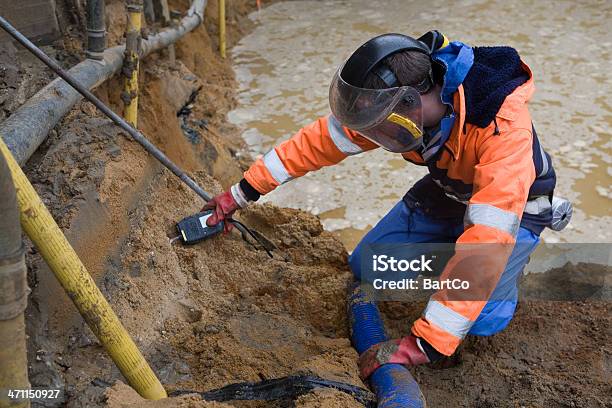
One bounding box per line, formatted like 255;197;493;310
229;0;612;248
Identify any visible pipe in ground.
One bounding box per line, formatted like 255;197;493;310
123;1;143;126
0;146;30;408
0;137;167;400
86;0;106;60
348;283;426;407
0;0;206;166
0;14;212;203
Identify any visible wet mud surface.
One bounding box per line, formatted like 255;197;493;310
0;1;609;407
229;0;612;247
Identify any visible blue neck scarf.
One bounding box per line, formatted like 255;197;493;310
421;41;474;161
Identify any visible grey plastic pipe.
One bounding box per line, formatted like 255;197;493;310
0;0;206;165
0;150;30;408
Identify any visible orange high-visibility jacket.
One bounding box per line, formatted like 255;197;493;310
244;63;538;356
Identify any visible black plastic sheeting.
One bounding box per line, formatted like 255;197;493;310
169;375;376;407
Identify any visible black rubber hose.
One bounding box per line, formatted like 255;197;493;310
169;375;376;407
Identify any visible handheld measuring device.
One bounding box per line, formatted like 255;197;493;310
171;210;224;245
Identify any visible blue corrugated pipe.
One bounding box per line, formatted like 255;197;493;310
348;283;426;408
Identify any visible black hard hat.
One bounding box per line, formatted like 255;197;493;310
340;31;446;92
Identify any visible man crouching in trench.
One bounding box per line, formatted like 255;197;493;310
203;31;562;380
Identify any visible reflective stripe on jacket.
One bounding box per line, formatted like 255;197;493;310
244;115;377;194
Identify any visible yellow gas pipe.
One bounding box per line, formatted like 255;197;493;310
123;1;142;126
219;0;226;58
0;138;166;400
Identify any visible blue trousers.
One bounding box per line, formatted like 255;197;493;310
349;200;540;336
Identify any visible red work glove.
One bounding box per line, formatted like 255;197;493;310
358;335;430;380
202;184;249;233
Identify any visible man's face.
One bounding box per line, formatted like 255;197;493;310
420;84;446;128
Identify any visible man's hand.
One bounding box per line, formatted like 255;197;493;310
202;184;249;233
358;335;430;380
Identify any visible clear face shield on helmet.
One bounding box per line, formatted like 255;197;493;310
329;64;424;153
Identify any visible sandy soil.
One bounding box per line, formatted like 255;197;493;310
381;267;611;407
0;1;609;407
